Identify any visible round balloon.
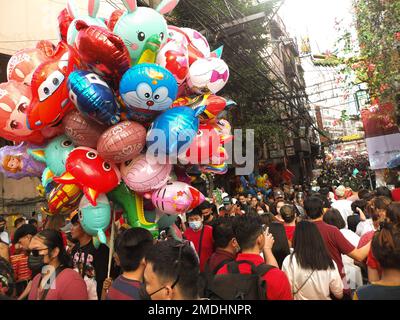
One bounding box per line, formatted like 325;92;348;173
79;194;111;244
62;110;105;148
120;154;172;193
7;48;48;85
120;63;178;123
180;27;211;59
97;121;146;163
0;81;46;144
67;70;121;126
187;57;230;94
0;143;46;180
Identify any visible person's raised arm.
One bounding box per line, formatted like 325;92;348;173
263;232;279;268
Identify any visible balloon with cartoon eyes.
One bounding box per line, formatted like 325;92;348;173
26;42;82;131
119;63;178;124
53;147;121;206
67;70;121;126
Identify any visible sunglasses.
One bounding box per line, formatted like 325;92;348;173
27;248;49;257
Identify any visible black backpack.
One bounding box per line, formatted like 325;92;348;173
207;260;275;300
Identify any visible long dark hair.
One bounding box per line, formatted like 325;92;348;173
35;229;71;268
268;222;290;268
291;221;334;270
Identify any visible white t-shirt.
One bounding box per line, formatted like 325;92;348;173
282;254;344;300
340;229;360;247
339;229;363;290
331;200;353;228
356;219;375;237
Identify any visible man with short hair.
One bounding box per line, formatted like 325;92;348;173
0;216;9;245
331;185;353;228
198;201;216;227
183;210;214;272
142;239;200;300
216;215;292;300
28;219;38;230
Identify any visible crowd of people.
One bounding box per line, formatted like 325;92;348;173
0;181;400;300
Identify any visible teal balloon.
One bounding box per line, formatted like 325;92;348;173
353;168;359;176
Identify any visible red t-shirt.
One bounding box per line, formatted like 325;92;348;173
358;230;375;249
207;248;236;274
313;220;355;279
217;253;293;300
10;254;31;282
391;188;400;201
184;225;214;272
367;248;382;276
28;268;88;300
284;225;296;242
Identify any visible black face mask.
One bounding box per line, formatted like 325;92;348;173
28;255;45;274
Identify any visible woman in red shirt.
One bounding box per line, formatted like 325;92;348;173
28;229;88;300
280;205;296;247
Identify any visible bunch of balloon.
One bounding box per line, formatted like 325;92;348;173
0;0;239;246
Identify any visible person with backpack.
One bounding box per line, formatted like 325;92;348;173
213;215;292;300
282;221;344;300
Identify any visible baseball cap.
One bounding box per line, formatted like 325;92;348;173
335;185;346;197
13;224;37;244
222;196;232;205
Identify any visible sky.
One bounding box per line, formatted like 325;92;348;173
278;0;355;54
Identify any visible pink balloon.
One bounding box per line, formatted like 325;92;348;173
121;154;172;193
151;181;205;215
62;110;105;148
97;121;146;163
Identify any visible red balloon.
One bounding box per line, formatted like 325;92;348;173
75;20;131;89
58;8;74;43
36;40;56;58
0;81;46;144
107;9;124;31
27;41;82;130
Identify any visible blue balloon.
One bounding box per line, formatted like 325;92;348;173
67;71;121;126
146;106;205;157
120;63;178;124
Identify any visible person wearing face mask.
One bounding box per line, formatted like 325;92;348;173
28;229;88;300
183;209;214;273
199;201;216;227
141;239;200;300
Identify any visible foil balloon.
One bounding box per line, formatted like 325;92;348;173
113;0;180;64
36;40;56;58
180;27;211;60
0;143;45;180
151;181;205;215
58;8;74;43
136;35;163;65
75;20;131;88
53;147;121;206
62;110;105;148
108;183;158;238
97;121;146;163
120;63;178;124
27;41;82;130
0;81;46;144
79;194;111;244
146;106;204;157
120;154;172;193
7;48;48;85
187;57;230;94
28;135;75;188
47;183;83;215
200;163;228;175
173;93;229;123
107;9;124;31
66;0;107;45
67;70;121;126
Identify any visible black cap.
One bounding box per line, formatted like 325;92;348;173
13;224;37;244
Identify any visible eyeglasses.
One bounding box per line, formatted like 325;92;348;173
27;248;49;257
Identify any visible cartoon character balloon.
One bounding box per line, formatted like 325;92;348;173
146;106;204;157
187;57;230;94
0;81;46;144
66;0;107;46
7;48;48;85
27;42;82;130
120;154;172;193
75;21;131;89
67;70;121;126
97;121;146;163
58;8;74;43
0;143;45;180
151;181;205;215
47;183;82;215
53;147;121;206
28;135;75;188
79;194;111;244
120;63;178;123
62;110;105;149
113;0;180;64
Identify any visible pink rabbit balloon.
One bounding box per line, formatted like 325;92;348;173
120;154;172;193
151;181;205;215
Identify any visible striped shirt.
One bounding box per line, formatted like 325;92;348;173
10;254;32;282
106;275;141;300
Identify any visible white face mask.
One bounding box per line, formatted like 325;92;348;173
257;210;264;215
189;221;202;230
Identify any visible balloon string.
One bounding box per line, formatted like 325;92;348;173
107;205;116;279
